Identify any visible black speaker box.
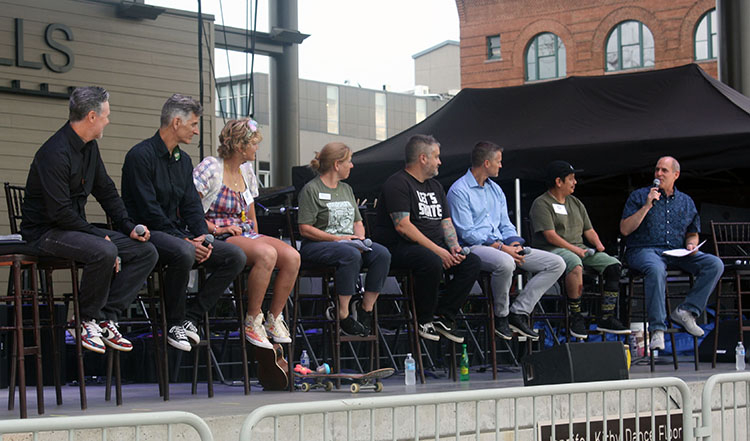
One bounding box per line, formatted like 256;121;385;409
698;319;750;363
522;342;629;386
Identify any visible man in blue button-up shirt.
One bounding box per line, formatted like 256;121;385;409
447;141;565;341
621;156;723;351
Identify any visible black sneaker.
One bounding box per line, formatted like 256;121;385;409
508;313;539;341
494;316;513;340
433;319;464;343
569;313;589;340
167;325;191;352
595;316;631;335
356;304;373;336
182;319;201;345
340;316;367;337
418;322;440;341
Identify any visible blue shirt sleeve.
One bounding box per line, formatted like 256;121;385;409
446;183;487;246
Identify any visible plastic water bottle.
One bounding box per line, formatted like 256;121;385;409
736;342;746;371
300;350;310;370
404;353;416;386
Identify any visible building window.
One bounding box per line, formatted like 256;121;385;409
695;9;717;61
415;98;427;124
375;93;387;141
216;81;250;118
526;33;566;81
326;85;339;134
486;35;501;60
606;20;655;72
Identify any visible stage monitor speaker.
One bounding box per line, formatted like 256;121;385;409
522;342;628;386
698;319;750;363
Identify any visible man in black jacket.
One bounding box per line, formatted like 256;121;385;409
121;94;245;352
21;86;158;354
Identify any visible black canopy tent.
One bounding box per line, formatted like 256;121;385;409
332;64;750;199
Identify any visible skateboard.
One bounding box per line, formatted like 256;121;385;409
294;367;395;393
251;343;288;391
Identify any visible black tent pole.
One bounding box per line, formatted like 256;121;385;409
197;0;204;160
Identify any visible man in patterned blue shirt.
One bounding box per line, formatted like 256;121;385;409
620;156;723;351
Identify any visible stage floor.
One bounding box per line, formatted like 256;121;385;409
0;355;741;421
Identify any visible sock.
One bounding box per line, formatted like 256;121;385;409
601;290;618;318
568;297;582;314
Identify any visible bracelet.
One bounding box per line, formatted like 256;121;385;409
212;226;218;235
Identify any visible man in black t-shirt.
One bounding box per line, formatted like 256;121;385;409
375;134;481;343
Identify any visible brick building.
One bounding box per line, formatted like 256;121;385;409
456;0;718;88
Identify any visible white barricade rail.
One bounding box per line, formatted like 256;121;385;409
0;410;213;441
696;372;750;441
240;377;693;441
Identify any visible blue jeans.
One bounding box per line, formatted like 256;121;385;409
300;240;391;296
625;248;724;331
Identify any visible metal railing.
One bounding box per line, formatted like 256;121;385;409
239;377;693;441
695;372;750;441
0;410;213;441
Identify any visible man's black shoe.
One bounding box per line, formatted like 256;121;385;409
433;318;464;343
340;316;367;337
595;316;631;335
569;313;589;339
494;316;513;340
508;313;539;341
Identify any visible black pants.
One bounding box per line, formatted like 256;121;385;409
36;228;158;322
389;242;481;324
149;231;246;325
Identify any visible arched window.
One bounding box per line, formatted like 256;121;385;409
694;9;717;61
526;33;566;81
606;20;655;71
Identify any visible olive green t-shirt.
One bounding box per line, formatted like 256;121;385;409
530;191;592;250
297;176;362;235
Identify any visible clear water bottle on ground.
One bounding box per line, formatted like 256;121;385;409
736;342;746;371
404;353;416;386
300;350;310;370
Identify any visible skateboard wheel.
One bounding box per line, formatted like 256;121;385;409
374;382;383;392
325;381;334;392
350;383;360;393
301;382;310;392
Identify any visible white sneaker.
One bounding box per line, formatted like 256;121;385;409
244;313;273;349
264;312;292;343
68;319;106;354
650;330;665;351
181;320;201;345
418;322;440;341
167;325;192;352
671;308;705;337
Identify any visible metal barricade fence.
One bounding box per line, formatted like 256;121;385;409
696;372;750;441
240;377;693;441
0;410;213;441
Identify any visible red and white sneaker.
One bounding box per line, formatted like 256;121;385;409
99;320;133;352
264;312;292;343
244;313;273;349
67;319;106;354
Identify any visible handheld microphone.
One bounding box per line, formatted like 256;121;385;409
241;224;253;233
651;178;661;205
518;247;532;256
201;234;214;248
460;247;471;256
363;238;373;247
134;224;146;237
585;248;596;257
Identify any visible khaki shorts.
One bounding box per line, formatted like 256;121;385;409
549;247;620;274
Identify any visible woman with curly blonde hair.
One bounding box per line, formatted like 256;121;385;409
193;118;300;349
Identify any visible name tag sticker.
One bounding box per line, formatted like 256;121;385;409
552;204;568;215
242;189;253;205
319;192;331;200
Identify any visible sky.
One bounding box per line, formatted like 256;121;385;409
145;0;460;92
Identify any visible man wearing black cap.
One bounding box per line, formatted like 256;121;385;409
530;160;630;339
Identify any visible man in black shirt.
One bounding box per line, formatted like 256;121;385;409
374;134;480;342
121;94;245;352
21;86;158;354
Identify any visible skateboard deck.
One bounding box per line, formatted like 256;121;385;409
294;367;395;393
